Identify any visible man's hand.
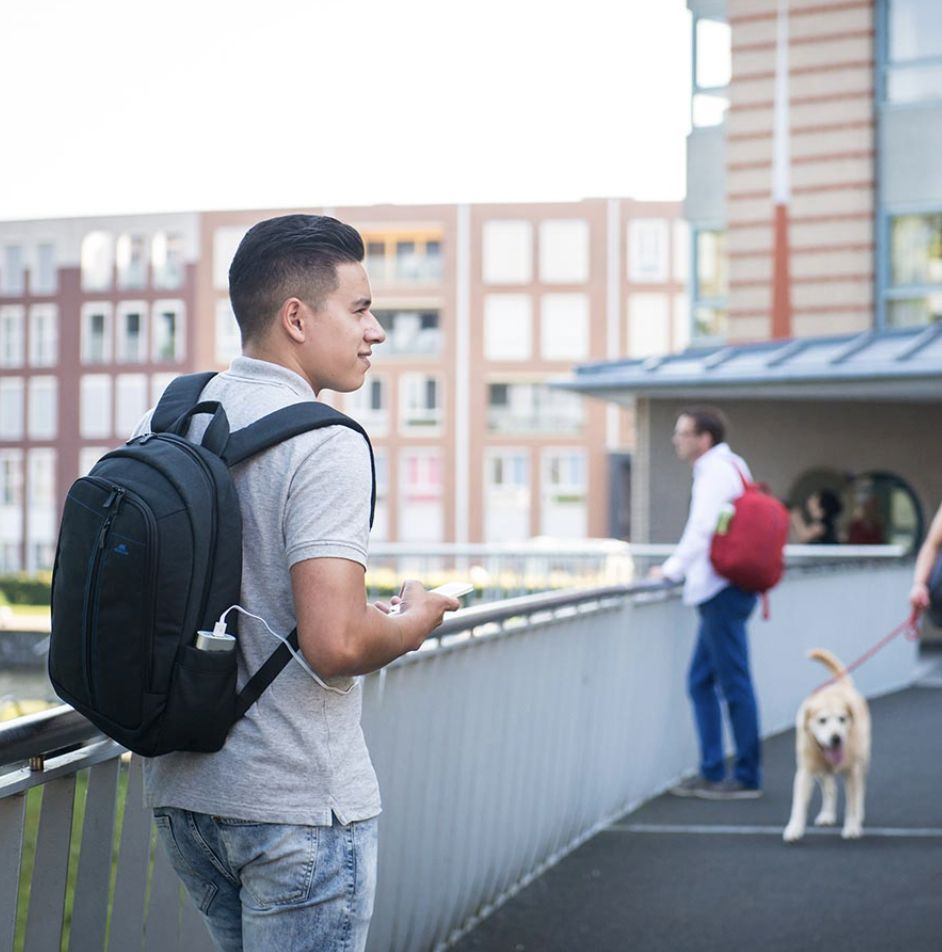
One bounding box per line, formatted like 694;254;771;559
909;581;930;617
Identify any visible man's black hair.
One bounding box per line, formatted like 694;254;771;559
679;405;729;447
228;214;365;343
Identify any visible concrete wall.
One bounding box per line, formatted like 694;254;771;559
642;398;942;545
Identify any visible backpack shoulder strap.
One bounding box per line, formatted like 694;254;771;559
151;372;218;433
234;628;300;721
725;458;751;492
223;403;377;527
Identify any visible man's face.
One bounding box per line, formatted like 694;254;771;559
300;261;385;394
672;414;711;463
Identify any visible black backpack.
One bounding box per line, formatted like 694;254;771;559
48;372;375;757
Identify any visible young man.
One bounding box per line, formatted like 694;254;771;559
142;215;458;951
649;406;762;800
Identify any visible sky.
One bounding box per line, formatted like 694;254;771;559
1;0;692;221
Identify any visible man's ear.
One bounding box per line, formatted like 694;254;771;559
280;298;306;342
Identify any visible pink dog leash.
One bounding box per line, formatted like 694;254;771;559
812;610;922;694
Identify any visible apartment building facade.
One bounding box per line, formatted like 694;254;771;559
0;198;685;572
561;0;942;553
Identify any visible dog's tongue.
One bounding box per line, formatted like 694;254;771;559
823;746;844;766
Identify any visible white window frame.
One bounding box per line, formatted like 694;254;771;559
1;245;25;295
482;221;533;284
628;219;670;283
28;304;58;367
152;299;186;363
81;231;114;291
32;242;58;295
539;219;590;284
27;376;57;439
116;301;149;363
116;233;149;290
115;373;149;438
0;304;25;367
0;378;24;440
540;293;589;360
213;227;248;289
80;374;113;439
215;300;242;365
81;302;113;364
484;294;532;361
399;372;443;434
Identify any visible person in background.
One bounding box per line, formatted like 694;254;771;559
648;406;762;800
791;489;843;544
910;501;942;619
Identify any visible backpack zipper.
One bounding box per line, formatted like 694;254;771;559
155;435;220;636
84;486;125;705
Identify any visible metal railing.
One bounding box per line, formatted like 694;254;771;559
0;560;919;952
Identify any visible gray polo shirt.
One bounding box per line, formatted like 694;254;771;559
141;357;381;826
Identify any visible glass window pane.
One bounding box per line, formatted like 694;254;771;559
695;18;731;88
889;0;942;62
692;92;729;127
890;214;942;286
697;229;728;298
886;62;942;103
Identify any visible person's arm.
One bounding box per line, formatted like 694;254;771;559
790;507;824;543
291;558;457;678
910;503;942;615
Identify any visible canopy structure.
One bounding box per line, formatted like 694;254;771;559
554;325;942;405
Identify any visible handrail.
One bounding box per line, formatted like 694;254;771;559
0;581;676;772
0;704;104;769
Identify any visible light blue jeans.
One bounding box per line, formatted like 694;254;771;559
153;807;378;952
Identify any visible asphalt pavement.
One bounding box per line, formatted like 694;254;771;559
453;660;942;952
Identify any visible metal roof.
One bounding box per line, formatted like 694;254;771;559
554;325;942;404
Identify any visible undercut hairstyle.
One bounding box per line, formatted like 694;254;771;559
679;405;728;447
228;214;365;344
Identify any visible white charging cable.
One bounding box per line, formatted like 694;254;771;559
218;604;355;696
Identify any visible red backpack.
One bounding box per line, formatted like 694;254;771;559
710;464;789;598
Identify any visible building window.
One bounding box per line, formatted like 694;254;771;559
115;374;149;438
399;373;442;432
116;233;149;289
116;302;148;363
0;305;25;367
0;378;24;439
692;15;731;127
1;245;25;296
484;449;531;543
541;449;588;539
487;381;584;434
215;300;242;365
691;227;728;339
28;304;58;367
81;303;113;364
80;375;113;439
79;446;110;476
361;232;443;284
27;376;57;439
152;300;185;362
344;376;388;435
627;293;671;358
484;294;532;360
81;231;114;291
374;308;441;355
0;449;23;572
32;242;57;295
0;450;23;506
26;448;57;572
482;221;533;284
541;293;588;360
628;219;670;283
539;220;589;283
399;449;443;543
883;0;942;103
885;212;942;326
152;232;185;289
213;227;248;289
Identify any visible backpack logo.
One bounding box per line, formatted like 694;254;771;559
113;543;129;556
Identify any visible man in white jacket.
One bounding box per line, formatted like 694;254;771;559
650;406;762;799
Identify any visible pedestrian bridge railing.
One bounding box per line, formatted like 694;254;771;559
0;560;918;952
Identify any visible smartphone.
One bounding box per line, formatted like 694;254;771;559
386;581;474;614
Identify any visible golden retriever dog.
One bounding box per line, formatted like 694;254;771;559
783;648;870;843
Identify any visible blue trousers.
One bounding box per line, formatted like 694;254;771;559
153;808;378;952
689;585;761;788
